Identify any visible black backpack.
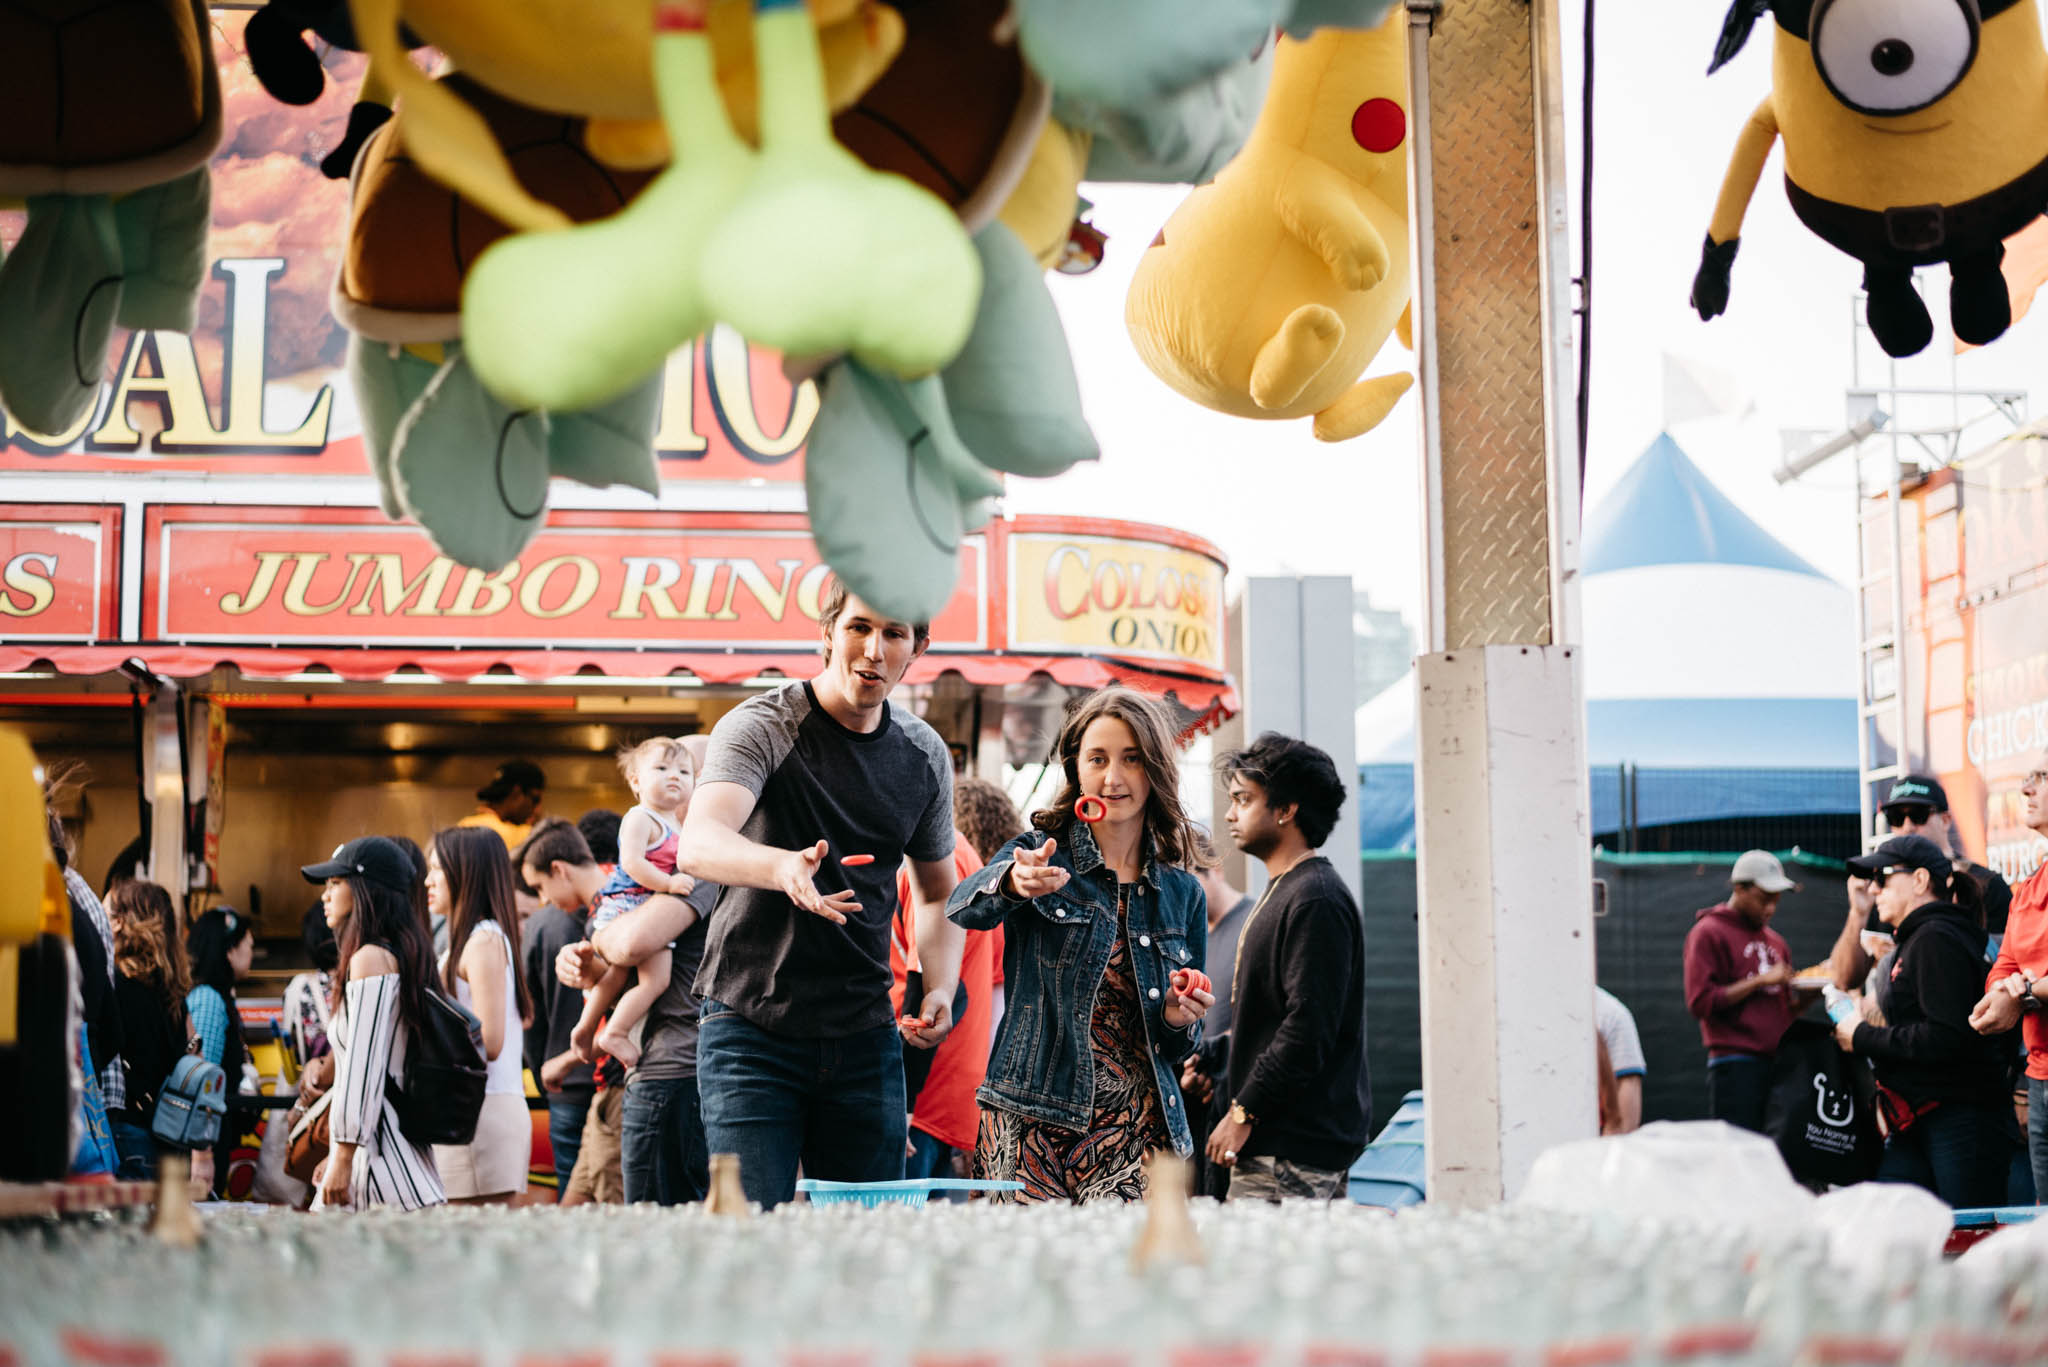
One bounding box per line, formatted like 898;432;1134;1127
386;984;487;1147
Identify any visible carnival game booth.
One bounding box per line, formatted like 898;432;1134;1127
0;500;1234;934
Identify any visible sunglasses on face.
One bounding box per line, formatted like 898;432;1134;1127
1883;806;1931;826
2025;770;2048;790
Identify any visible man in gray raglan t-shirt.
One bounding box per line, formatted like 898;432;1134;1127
679;583;965;1208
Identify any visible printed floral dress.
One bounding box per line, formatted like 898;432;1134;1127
977;885;1171;1202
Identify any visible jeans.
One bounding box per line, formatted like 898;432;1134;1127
2029;1077;2048;1203
1876;1100;2011;1209
621;1076;709;1206
696;1000;906;1209
110;1118;158;1181
906;1128;955;1179
1705;1054;1773;1133
547;1093;593;1194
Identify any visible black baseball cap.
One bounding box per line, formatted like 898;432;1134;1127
302;835;418;893
1883;775;1948;818
1846;834;1952;888
477;759;546;802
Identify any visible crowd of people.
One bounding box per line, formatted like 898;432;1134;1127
1684;767;2048;1207
49;584;1381;1210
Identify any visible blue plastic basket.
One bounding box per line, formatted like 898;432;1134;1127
1348;1090;1425;1209
795;1178;1023;1208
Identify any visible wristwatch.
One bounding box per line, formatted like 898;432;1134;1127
1229;1101;1257;1127
2023;974;2042;1014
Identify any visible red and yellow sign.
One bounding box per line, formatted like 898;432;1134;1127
1006;520;1227;675
0;506;121;642
143;507;983;651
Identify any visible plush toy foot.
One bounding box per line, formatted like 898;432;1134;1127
1313;371;1412;442
1862;267;1933;358
699;3;981;376
464;9;750;413
394;351;552;570
0;195;123;436
1950;251;2012;348
543;374;664;496
111;168;212;331
1250;304;1344;410
945;222;1098;477
246;1;328;106
349;336;447;519
806;359;988;622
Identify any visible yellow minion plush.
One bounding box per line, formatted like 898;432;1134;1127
1124;15;1412;443
1693;0;2048;357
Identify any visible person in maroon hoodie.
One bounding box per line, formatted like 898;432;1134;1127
1684;850;1809;1132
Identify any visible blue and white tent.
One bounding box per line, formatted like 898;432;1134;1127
1356;433;1858;850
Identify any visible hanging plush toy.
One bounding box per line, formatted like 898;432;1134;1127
332;76;666;571
0;0;221;436
1124;15;1414;443
1011;0;1396;109
1692;0;2048;358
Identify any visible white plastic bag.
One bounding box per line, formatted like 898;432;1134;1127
1518;1120;1814;1239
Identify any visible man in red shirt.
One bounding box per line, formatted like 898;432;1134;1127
890;839;996;1178
1971;759;2048;1197
1683;850;1804;1132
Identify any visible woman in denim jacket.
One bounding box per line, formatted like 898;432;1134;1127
949;687;1214;1201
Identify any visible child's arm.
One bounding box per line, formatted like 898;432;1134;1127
617;807;668;892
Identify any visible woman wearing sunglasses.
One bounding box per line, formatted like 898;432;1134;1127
1837;834;2015;1208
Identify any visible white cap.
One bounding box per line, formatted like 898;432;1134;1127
1730;849;1795;893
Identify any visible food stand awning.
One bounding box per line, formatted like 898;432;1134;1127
0;502;1238;723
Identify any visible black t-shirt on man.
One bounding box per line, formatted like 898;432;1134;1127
694;681;954;1038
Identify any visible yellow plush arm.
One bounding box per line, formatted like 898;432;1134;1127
1276;157;1389;293
348;0;571;232
1708;98;1780;246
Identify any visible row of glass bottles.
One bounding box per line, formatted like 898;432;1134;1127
2;1201;2045;1367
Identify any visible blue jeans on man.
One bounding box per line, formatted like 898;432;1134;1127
696;1000;906;1208
621;1076;710;1205
546;1093;592;1195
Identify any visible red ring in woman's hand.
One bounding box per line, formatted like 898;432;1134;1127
1172;969;1211;996
1075;795;1108;823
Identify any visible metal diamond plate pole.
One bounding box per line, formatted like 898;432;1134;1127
1406;0;1596;1206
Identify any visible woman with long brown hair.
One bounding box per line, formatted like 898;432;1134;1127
948;686;1215;1202
425;826;533;1203
302;836;444;1210
105;879;190;1180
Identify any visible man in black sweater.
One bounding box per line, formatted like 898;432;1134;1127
1187;732;1370;1201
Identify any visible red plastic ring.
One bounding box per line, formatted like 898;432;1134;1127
1075;795;1108;823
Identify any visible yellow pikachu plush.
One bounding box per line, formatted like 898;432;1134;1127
1125;15;1412;442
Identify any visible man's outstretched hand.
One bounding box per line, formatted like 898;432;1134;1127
780;839;863;924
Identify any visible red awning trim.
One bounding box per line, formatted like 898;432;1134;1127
0;645;1239;714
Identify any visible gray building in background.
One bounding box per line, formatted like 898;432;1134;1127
1354;591;1413;709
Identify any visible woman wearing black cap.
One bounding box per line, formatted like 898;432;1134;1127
1835;833;2016;1208
302;837;446;1210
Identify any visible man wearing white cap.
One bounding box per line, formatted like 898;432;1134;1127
1682;850;1804;1132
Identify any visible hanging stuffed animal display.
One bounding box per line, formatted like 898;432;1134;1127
1692;0;2048;357
1124;15;1414;442
0;0;221;436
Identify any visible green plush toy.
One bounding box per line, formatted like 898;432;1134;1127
461;11;749;414
0;0;221;437
1058;46;1274;187
390;348;662;570
1013;0;1395;110
801;220;1097;620
0;168;213;437
697;0;981;377
944;221;1097;477
806;360;997;623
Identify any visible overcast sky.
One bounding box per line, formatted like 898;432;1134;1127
1007;3;2048;635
